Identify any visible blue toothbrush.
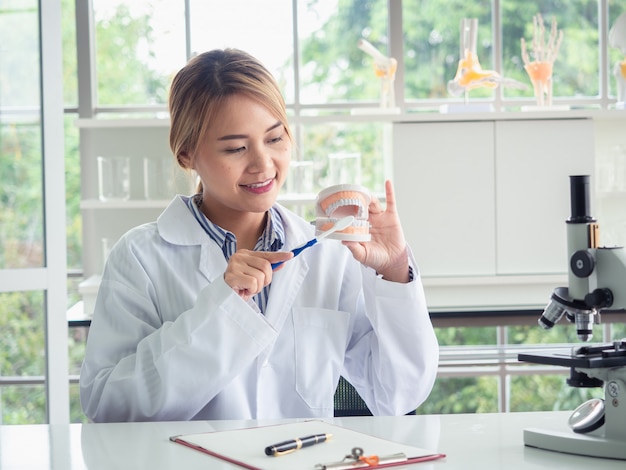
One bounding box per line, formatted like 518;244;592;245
271;215;355;269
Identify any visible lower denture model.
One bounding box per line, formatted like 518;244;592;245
315;184;371;241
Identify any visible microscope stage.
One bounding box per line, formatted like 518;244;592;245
519;346;626;369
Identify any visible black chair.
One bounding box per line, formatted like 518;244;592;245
333;376;417;416
333;376;372;416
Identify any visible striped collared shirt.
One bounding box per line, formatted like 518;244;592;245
186;194;285;313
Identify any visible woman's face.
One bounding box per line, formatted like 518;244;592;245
189;93;291;226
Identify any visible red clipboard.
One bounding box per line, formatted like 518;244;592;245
170;420;445;469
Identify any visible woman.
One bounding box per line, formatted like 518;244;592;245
79;49;438;422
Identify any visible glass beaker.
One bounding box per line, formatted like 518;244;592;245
97;156;130;201
285;160;314;195
143;157;175;200
328;152;362;186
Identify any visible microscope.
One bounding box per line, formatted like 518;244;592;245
518;175;626;460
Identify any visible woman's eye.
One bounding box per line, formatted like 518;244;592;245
269;136;283;144
225;146;245;154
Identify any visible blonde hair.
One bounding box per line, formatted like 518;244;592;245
168;49;292;192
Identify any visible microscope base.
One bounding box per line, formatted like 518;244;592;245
520;350;626;460
524;427;626;460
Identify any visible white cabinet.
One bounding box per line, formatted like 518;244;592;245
76;116;618;313
79;124;195;277
594;119;626;247
494;119;595;274
77;123;193;315
393;119;595;309
392;121;497;277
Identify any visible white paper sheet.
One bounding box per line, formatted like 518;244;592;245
171;420;442;470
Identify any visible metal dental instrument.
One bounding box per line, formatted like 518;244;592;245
315;447;407;470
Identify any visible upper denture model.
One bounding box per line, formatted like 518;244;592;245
315;184;371;241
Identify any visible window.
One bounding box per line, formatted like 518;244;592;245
3;1;623;424
190;0;295;103
0;291;46;423
403;0;494;102
500;0;600;100
84;0;625;113
0;2;44;270
76;0;626;417
0;2;47;424
92;0;185;107
0;0;68;424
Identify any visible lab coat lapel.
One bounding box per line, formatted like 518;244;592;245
263;205;313;331
157;196;228;284
263;251;308;332
199;241;228;283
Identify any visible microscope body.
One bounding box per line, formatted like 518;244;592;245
567;218;626;321
536;175;626;342
519;175;626;459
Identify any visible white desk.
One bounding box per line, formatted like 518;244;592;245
0;412;623;469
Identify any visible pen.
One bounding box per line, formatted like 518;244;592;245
265;433;333;456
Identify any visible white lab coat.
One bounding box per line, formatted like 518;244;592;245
79;195;438;422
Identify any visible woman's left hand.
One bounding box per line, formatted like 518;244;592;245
342;180;410;283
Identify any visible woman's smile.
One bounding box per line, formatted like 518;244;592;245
241;178;275;194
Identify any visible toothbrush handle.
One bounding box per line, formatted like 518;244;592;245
291;238;318;257
271;239;318;270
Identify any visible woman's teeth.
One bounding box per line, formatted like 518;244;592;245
246;179;272;189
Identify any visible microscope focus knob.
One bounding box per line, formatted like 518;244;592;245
570;250;595;278
584;288;614;309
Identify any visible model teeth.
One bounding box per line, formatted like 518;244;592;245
327;218;369;227
324;198;365;217
315;185;371;241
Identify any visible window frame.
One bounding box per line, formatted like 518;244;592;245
76;0;621;118
0;0;69;424
64;0;626;419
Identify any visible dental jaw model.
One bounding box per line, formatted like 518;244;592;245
609;13;626;107
316;184;371;242
521;14;564;107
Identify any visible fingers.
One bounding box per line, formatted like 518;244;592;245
342;240;366;263
383;179;397;212
368;192;384;215
368;180;397;216
224;250;293;300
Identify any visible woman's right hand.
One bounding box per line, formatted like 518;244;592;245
224;250;293;301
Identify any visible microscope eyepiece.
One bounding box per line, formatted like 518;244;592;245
568;175;596;224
